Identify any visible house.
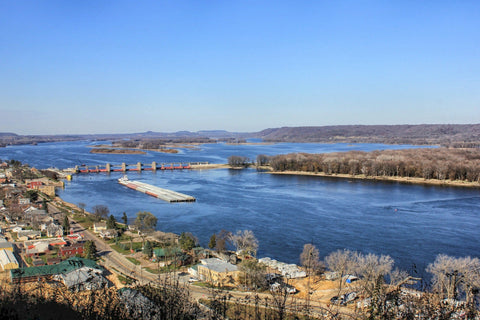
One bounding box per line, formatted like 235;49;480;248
53;266;106;291
99;229;118;239
18;197;30;205
67;233;83;241
17;230;41;240
46;224;63;237
196;258;240;287
0;249;19;271
25;178;62;197
153;247;182;259
258;257;306;279
0;240;14;252
93;222;107;233
25;241;50;257
59;242;84;258
10;257;102;285
11;226;22;233
24;206;46;215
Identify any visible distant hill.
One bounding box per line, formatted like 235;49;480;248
255;124;480;146
2;125;480;148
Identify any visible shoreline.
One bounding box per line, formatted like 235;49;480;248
268;170;480;188
190;163;230;169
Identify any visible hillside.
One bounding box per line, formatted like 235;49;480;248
256;124;480;146
2;124;480;147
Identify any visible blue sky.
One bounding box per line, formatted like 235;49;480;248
1;1;479;134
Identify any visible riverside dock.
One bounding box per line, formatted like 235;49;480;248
118;176;195;203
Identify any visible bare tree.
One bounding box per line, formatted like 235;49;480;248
324;249;356;292
427;254;480;304
256;154;270;167
230;230;259;257
78;202;86;215
134;211;158;234
215;229;232;253
300;243;324;314
356;252;394;296
92;204;109;221
228;155;250;168
300;243;323;276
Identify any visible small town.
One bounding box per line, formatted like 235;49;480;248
1;1;479;319
0;159;479;319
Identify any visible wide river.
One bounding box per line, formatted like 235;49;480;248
1;141;479;278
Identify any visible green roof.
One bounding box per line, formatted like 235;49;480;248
10;257;101;279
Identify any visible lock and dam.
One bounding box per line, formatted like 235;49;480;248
65;162;210;174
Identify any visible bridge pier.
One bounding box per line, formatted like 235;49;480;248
106;163;111;172
121;163;126;172
152;161;157;171
137;162;142;171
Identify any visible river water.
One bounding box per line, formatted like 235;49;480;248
1;141;479;276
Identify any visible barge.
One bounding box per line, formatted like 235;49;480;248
118;176;195;203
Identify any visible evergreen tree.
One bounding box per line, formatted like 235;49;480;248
84;240;97;260
106;214;117;229
179;232;197;251
62;215;70;235
144;240;153;258
122;212;128;226
208;234;216;249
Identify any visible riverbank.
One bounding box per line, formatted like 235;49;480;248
190;163;230;169
269;170;480;188
90;148;147;155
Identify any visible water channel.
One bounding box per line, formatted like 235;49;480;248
1;140;478;277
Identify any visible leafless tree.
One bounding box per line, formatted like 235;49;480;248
230;230;259;257
78;202;86;215
300;243;324;314
324;249;356;292
92;204;109;221
356;252;394;296
427;254;480;304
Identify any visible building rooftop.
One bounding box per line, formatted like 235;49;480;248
10;257;101;280
200;258;238;273
0;242;13;250
0;249;18;266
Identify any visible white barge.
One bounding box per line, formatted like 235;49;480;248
118;176;195;203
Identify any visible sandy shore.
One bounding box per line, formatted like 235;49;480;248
90;148;146;154
190;163;230;169
269;170;480;188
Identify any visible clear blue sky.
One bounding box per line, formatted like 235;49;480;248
1;1;479;134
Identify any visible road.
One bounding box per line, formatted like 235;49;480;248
51;201;353;318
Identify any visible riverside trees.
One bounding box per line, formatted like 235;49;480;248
230;230;259;257
227;155;250;168
92;204;109;221
268;148;480;183
134;211;157;234
427;254;480;303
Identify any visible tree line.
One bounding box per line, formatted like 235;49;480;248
257;124;480;146
265;148;480;182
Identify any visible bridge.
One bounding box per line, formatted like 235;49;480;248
68;162;209;174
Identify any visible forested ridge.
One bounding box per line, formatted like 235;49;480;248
268;148;480;183
258;124;480;146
